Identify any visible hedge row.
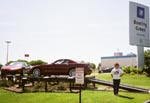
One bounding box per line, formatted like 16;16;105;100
123;66;143;74
123;66;150;76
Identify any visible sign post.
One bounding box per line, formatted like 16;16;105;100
129;1;149;68
76;68;84;103
137;46;144;68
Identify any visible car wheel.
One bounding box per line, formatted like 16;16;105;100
69;69;76;77
33;68;41;77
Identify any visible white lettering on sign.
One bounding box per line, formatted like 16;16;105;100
129;1;149;47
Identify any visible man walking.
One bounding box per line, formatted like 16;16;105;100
111;63;124;95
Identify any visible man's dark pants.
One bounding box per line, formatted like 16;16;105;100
113;79;120;95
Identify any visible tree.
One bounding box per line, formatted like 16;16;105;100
17;59;29;64
89;63;96;70
29;60;48;66
6;61;14;65
0;64;3;70
97;63;101;70
6;60;29;65
144;50;150;67
144;50;150;76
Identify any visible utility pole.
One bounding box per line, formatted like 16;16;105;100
6;41;11;64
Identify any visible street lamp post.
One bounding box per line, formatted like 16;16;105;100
6;41;11;64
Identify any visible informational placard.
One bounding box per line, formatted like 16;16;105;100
75;68;84;84
129;1;149;47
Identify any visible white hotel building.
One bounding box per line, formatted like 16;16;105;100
101;52;137;70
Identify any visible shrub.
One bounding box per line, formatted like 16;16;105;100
0;80;14;87
123;66;131;73
130;67;138;73
130;72;135;75
0;64;3;70
142;72;148;76
143;68;150;77
29;60;48;66
137;68;143;74
123;66;143;74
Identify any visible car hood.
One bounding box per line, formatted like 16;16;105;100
2;66;23;70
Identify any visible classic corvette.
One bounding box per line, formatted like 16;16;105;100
30;59;92;77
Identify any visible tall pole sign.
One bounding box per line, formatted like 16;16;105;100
129;1;149;68
129;1;149;47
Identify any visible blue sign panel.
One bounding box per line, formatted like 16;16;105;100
137;6;145;19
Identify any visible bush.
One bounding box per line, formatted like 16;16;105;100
0;80;14;87
142;72;148;76
130;67;138;73
123;66;143;75
143;68;150;77
137;68;143;74
29;60;48;66
0;64;3;70
123;66;131;73
130;72;135;75
25;81;69;92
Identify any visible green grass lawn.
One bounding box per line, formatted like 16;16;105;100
96;73;150;89
0;74;149;103
0;88;149;103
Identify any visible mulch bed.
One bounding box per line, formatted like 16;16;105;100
3;84;122;93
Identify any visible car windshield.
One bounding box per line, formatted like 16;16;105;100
8;62;27;67
54;60;65;64
53;60;69;64
53;59;78;64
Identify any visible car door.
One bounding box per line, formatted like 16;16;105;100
53;63;68;75
42;64;54;75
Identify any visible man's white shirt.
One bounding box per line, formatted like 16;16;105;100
111;68;123;79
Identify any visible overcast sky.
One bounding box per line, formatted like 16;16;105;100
0;0;149;65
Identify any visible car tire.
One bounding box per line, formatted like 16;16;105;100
69;69;76;77
33;68;41;77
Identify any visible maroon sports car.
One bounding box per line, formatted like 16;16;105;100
1;62;30;78
30;59;92;77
